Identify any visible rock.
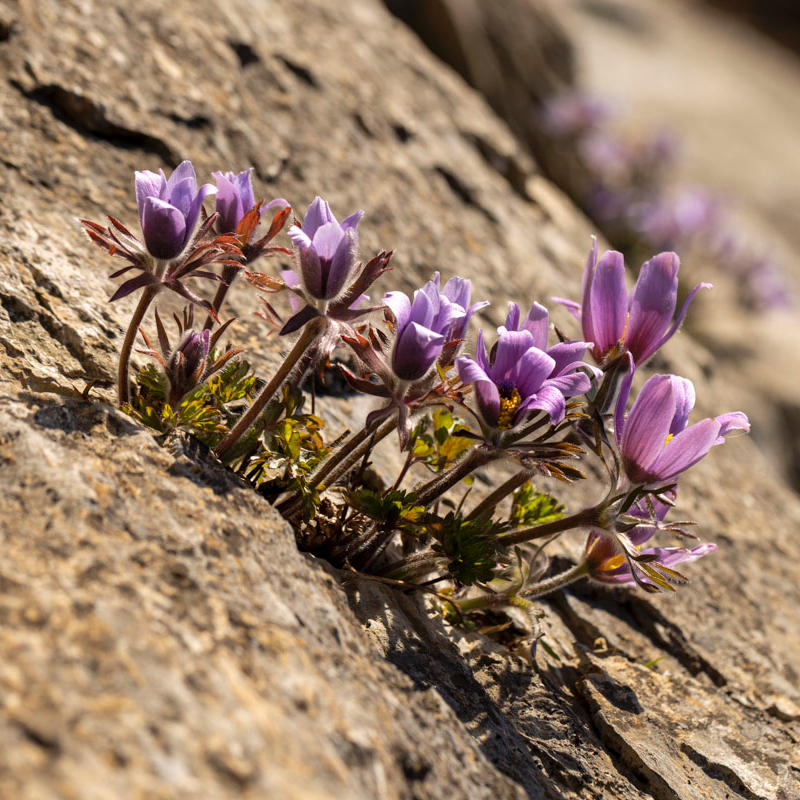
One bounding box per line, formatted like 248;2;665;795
1;0;799;798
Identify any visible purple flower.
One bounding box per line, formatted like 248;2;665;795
456;326;591;432
584;494;716;587
135;161;216;260
555;239;711;366
614;365;749;487
288;197;364;300
138;307;241;406
384;277;467;382
213;169;257;233
540;92;610;137
440;275;489;344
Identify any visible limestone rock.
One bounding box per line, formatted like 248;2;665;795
1;0;799;798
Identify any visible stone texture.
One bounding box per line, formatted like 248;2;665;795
0;0;799;798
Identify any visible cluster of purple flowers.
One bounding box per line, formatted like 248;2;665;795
540;91;792;311
84;158;750;599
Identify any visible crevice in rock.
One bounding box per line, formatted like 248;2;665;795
433;166;498;223
275;55;320;88
461;130;532;201
679;742;766;800
10;80;178;163
228;40;260;68
165;111;212;129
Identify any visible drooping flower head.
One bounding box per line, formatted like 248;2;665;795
614;361;749;488
213;169;257;233
288;197;364;301
384;277;468;382
135;161;216;260
555;238;711;367
584;493;716;589
456;324;592;434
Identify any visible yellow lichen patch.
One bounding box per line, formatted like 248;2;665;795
497;388;522;430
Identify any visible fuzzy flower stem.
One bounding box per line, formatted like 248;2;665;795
414;448;492;508
498;505;601;547
379;550;448;582
117;285;159;406
277;413;397;516
215;320;322;458
455;561;590;611
466;467;533;521
203;264;239;331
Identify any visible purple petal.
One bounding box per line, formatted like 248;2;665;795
288;225;313;251
392;321;445;381
552;296;582;321
547;341;591;376
645;281;712;364
625;252;679;365
514;347;557;397
302;196;335;238
457;356;501;425
649;418;721;483
489;330;536;383
165;160;197;196
442;275;471;309
669;376;696;435
519;383;566;425
135;170;166;219
621;374;676;482
141;197;187;260
297;246;323;298
713;412;750;444
383;291;411;332
184;183;216;243
212;171;241;232
546;370;591;398
614;352;636;446
588;249;627;359
580;237;599;342
324;228;358;299
503;302;521;332
475;329;491;372
409;283;437;329
520;302;549;350
341;209;364;232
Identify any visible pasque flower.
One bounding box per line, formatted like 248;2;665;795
137;306;241;406
456;326;591;433
384;276;469;381
135;161;216;260
614;361;749;487
288;196;364;301
584;493;716;588
555;238;711;366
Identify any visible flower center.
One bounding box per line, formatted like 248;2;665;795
497;387;522;430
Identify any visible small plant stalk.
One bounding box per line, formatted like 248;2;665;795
413;447;491;508
455;560;590;611
466;467;533;521
498;505;601;547
215;320;322;458
203;264;239;331
117;285;159;406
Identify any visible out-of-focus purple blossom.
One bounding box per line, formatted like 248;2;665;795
630;187;720;251
579;133;632;180
614;365;749;487
288;196;364;300
555;238;711;366
456;326;591;433
540;93;610;137
135;161;216;260
384;277;467;382
584;493;715;586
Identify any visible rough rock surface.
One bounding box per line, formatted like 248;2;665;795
1;0;799;798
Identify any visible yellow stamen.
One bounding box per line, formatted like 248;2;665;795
497;388;522;430
664;432;674;446
599;554;626;571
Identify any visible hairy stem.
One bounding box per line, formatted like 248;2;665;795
203;264;240;331
497;505;600;547
215;320;321;458
117;285;158;406
455;560;590;611
466;468;532;521
413;447;491;508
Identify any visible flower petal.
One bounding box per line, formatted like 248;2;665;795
519;383;566;425
141;197;187;260
649;417;721;483
646;281;712;365
520;302;550;350
621;374;676;482
302;196;335;237
489;330;536;383
392;321;445;381
135;170;166;219
514;346;557;397
588;249;627;359
713;411;750;444
382;291;411;332
625;252;679;364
